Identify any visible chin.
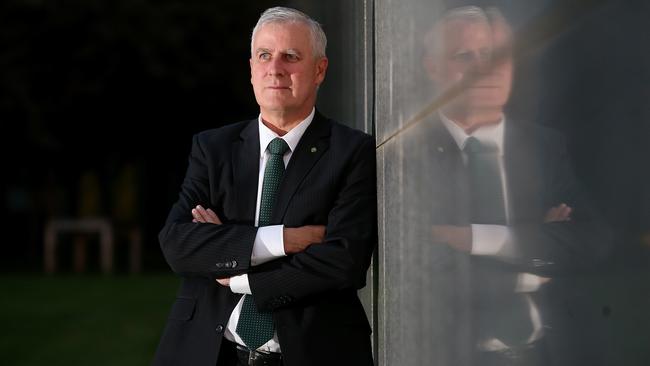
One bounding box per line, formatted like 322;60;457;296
464;94;508;107
261;99;294;109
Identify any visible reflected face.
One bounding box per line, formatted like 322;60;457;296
428;18;513;112
250;22;328;119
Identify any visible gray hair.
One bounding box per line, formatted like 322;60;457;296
251;6;327;59
423;6;490;59
484;7;512;42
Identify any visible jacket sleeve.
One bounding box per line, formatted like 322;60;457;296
248;136;377;311
498;135;614;276
159;133;258;280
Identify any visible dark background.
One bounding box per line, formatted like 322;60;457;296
0;2;372;364
0;0;284;272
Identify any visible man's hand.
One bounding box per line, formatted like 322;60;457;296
283;225;326;254
216;278;230;287
191;205;227;287
432;225;472;252
192;205;222;224
544;203;572;223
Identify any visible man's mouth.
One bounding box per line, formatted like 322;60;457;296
469;85;500;89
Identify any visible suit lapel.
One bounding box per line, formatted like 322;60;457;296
272;112;331;223
231;119;260;223
503;121;541;222
428;118;471;224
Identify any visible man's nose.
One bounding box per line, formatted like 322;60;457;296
474;53;492;74
464;53;494;80
266;57;285;76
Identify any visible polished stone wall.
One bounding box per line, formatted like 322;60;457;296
293;0;650;365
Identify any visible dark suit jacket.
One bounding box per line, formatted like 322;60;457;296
404;116;612;363
153;112;376;366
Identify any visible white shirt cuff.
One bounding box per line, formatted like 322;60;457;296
470;224;510;256
251;225;286;266
230;274;252;295
515;273;545;293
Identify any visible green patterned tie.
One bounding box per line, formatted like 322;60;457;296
236;137;289;350
465;136;533;344
464;136;506;225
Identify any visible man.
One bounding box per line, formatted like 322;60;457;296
409;6;612;365
153;7;376;366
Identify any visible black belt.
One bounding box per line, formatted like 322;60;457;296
235;344;283;366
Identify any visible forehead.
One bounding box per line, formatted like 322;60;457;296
442;19;492;51
253;22;313;52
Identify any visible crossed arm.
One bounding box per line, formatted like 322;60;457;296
190;204;325;287
160;132;377;310
432;196;611;278
432;203;573;253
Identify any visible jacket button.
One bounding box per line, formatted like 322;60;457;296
215;324;224;333
224;262;232;268
215;263;223;268
231;260;238;268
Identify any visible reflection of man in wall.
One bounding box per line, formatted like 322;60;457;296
417;6;611;365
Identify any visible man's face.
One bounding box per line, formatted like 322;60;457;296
250;22;328;119
426;18;513;113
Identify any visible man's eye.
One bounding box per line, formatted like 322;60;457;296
452;52;475;63
284;53;299;62
259;53;271;61
479;49;492;62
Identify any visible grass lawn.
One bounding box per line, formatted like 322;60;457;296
0;274;180;366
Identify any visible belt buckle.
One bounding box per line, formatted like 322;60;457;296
247;348;280;366
248;349;260;365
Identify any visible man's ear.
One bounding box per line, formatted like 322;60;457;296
315;57;328;85
249;58;253;84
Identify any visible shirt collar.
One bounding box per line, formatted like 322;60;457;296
258;108;315;158
439;112;506;154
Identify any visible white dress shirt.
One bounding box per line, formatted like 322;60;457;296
223;108;315;352
440;113;544;347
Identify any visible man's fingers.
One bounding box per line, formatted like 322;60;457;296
192;205;222;224
544;207;559;222
556;203;572;221
206;208;222;224
192;208;206;222
561;205;572;220
544;203;573;223
192;207;207;222
216;278;230;287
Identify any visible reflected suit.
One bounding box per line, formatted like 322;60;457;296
406;115;612;365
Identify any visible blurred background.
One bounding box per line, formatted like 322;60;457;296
0;1;277;364
1;0;649;365
0;1;367;364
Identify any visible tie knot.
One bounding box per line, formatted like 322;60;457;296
464;136;498;154
268;138;290;156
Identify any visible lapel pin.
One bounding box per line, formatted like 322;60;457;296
310;147;317;153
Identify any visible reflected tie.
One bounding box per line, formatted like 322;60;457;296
236;137;289;350
464;136;506;225
464;136;533;345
